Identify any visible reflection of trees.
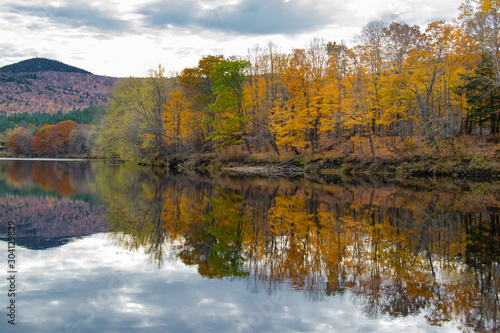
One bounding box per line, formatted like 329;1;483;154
3;160;91;196
102;170;500;332
95;163;169;265
461;212;500;332
5;160;34;187
178;188;249;279
100;166;250;276
0;160;107;249
0;194;107;249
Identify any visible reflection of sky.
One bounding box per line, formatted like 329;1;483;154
0;234;459;333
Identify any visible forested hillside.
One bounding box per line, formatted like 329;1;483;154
0;106;103;132
0;58;117;114
0;57;92;75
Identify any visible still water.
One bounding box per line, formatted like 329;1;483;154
0;159;498;333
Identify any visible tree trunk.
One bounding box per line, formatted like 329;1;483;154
310;132;315;153
491;112;497;135
244;139;253;154
367;124;375;156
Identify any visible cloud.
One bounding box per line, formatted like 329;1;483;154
0;43;54;65
3;1;133;34
139;0;337;35
377;0;459;27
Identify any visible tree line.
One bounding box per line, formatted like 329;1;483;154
6;120;94;157
0;106;103;131
95;0;500;160
93;0;500;157
6;0;498;160
2;106;102;156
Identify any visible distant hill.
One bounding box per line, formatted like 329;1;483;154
0;57;92;75
0;58;118;114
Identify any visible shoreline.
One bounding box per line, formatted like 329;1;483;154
162;154;500;179
3;152;500;180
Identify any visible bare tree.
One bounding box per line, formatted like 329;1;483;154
6;129;33;156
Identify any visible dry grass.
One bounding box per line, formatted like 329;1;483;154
228;135;500;161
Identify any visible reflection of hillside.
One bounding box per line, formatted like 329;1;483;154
3;160;92;196
0;194;107;249
101;171;500;332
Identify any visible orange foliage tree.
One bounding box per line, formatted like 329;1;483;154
33;120;78;156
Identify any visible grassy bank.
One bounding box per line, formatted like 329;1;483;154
157;135;500;179
163;153;500;179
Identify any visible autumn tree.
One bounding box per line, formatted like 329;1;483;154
460;0;500;86
32;124;54;156
305;38;329;152
6;129;33;156
69;124;93;155
163;89;190;152
358;21;388;138
179;55;224;152
244;42;287;154
95;66;174;159
458;0;500;134
271;45;329;153
381;22;421;140
338;45;376;155
32;120;78;156
320;41;350;152
270;49;308;153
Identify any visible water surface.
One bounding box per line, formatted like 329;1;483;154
0;159;498;332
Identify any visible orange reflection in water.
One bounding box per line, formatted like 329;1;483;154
102;174;500;332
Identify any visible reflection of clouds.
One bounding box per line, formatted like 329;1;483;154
0;234;456;333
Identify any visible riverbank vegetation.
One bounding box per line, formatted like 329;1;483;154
93;1;500;172
1;106;102;156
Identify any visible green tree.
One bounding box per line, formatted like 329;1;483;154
179;55;224;152
205;56;252;151
95;66;174;160
457;60;500;134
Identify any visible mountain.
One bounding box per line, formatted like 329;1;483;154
0;58;118;114
0;57;92;75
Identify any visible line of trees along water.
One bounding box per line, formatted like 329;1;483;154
2;106;103;156
93;0;500;160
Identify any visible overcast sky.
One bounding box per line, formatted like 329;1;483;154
0;0;462;77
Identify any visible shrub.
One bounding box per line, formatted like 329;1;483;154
6;130;33;156
33;120;78;156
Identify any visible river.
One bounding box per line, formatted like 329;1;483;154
0;159;498;332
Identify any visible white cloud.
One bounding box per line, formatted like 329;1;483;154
0;0;461;76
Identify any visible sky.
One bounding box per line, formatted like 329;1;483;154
0;0;462;77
